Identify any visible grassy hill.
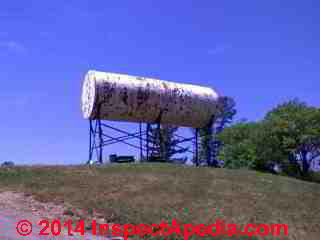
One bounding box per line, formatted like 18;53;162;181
0;163;319;239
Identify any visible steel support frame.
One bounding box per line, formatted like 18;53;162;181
87;119;203;165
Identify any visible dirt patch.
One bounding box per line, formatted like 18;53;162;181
0;191;118;239
0;191;65;218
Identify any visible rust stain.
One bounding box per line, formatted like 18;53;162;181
162;82;168;90
136;87;150;109
82;70;219;128
120;87;128;105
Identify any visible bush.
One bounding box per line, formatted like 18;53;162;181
1;161;15;167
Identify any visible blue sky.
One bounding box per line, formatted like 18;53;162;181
1;0;319;165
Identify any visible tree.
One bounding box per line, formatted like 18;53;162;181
212;96;237;166
1;161;15;167
218;121;261;169
147;124;188;162
218;98;320;178
190;96;237;167
263;98;320;176
218;118;290;172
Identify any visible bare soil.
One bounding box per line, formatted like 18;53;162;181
0;191;114;239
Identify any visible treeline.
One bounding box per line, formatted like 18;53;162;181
218;98;320;181
147;97;320;182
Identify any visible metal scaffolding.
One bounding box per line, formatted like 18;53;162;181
86;119;202;165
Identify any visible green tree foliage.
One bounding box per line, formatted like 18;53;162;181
215;96;237;130
263;98;320;176
218;98;320;178
218;121;261;169
192;96;237;166
148;124;188;163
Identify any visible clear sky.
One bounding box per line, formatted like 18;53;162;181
1;0;319;165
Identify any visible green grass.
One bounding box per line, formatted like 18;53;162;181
0;163;320;239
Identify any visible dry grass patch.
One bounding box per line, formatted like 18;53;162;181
0;163;320;239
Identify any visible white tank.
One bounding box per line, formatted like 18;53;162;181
81;70;219;128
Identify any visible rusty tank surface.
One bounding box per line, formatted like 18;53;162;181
81;70;219;128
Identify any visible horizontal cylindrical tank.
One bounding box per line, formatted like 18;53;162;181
81;70;219;128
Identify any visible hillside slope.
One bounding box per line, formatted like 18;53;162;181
0;163;319;239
